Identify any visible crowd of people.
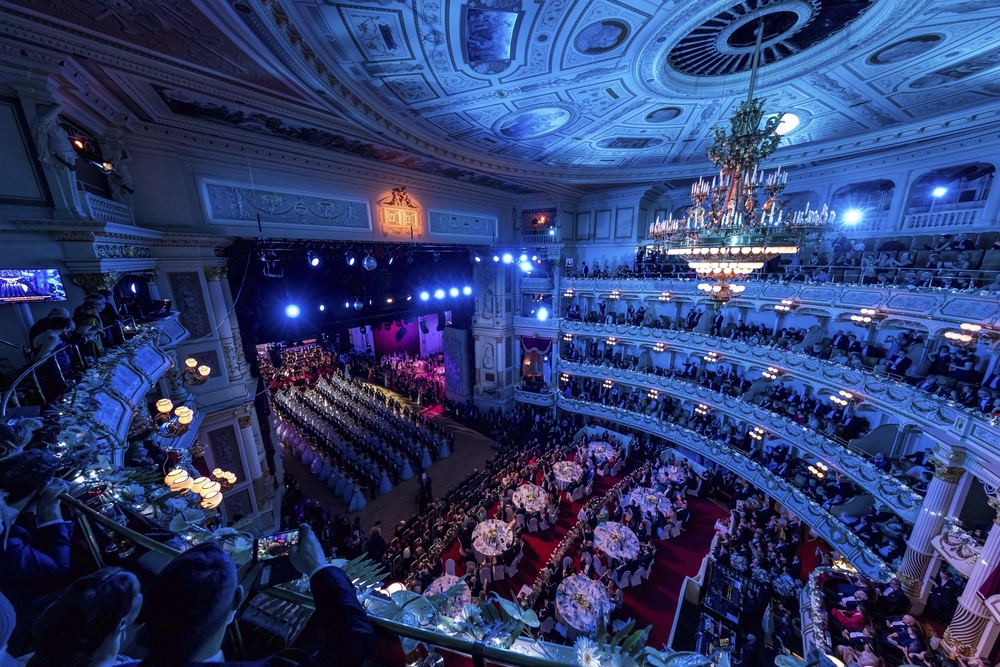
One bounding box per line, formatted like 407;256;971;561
258;344;335;387
347;351;446;406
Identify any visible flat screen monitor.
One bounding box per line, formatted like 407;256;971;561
0;268;68;304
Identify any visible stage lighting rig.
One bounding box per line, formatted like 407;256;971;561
307;250;321;267
362;251;377;271
345;251;357;267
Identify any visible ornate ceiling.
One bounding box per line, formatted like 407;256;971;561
3;0;1000;195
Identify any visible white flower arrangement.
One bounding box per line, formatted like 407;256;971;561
575;637;602;667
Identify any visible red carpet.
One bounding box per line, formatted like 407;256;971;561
618;496;728;649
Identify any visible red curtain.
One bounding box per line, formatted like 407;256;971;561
371;321;420;357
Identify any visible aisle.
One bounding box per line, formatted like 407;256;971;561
617;496;728;648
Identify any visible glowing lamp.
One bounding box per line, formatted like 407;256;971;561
185;358;198;369
177;411;193;425
200;491;223;509
189;477;212;496
164;469;186;486
167;472;192;492
156;398;173;414
197;365;211;377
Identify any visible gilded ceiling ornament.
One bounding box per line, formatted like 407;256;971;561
377;187;422;239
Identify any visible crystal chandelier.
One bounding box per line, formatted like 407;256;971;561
649;17;836;300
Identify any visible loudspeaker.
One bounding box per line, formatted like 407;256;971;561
436;312;445;331
395;326;407;342
419;319;429;335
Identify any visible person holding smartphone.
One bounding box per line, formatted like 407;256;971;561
131;524;375;666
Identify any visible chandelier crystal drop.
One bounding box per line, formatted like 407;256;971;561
648;16;835;302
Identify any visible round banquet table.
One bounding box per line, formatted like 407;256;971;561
471;519;513;559
594;521;640;562
588;442;614;463
624;486;670;517
555;574;611;639
553;461;584;490
424;574;472;617
512;484;548;514
657;465;687;485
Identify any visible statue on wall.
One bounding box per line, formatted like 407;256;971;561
482;288;495;318
107;139;135;202
31;104;76;171
483;342;495;369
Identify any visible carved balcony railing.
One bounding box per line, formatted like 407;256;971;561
931;520;984;580
558;320;1000;488
84;192;135;226
513;315;561;332
520;276;555;292
557;396;894;581
513;388;556;406
903;208;981;231
557;359;923;522
561;278;1000;332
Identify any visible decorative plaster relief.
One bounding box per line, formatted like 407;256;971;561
428;210;497;236
201;180;370;230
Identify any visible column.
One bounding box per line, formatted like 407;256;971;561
203;266;244;383
216;269;250;375
897;463;964;596
944;497;1000;654
237;412;264;479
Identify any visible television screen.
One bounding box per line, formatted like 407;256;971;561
0;269;68;304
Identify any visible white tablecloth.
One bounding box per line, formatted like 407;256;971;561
553;461;584;490
588;442;614;463
424;574;472;617
512;483;548;514
657;465;687;485
624;487;669;516
472;519;513;558
594;521;640;562
555;574;611;639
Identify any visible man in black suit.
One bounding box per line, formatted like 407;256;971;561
830;330;850;350
875;578;911;617
886;354;912;375
130;527;375;667
711;311;725;336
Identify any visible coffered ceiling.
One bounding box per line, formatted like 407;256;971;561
3;0;1000;195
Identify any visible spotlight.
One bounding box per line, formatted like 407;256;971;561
307;251;320;267
932;186;948;198
406;252;414;264
433;252;441;263
462;286;472;296
519;254;528;262
502;253;513;264
420;291;430;301
344;301;350;308
548;229;555;236
260;248;283;278
386;297;394;304
285;304;300;318
388;253;395;266
531;255;538;261
406;294;413;301
434;289;445;299
129;283;138;294
362;251;377;271
474;254;482;263
319;304;325;311
353;299;363;310
493;254;500;262
520;261;533;273
537;307;549;321
843;209;863;224
449;287;459;297
345;251;356;267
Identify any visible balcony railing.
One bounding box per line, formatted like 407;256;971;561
520;276;555;292
513;387;556;406
84;192;135;225
556;359;923;522
557;319;1000;489
557;395;894;580
560;278;1000;329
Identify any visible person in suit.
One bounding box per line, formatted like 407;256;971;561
710;311;725;336
417;472;433;510
830;330;850;350
0;449;72;654
875;578;910;618
886;354;912;375
925;569;960;624
125;529;374;667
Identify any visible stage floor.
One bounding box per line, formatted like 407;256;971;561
279;383;498;533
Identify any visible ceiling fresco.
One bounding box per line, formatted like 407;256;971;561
2;0;1000;194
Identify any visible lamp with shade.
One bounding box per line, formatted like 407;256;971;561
200;491;223;510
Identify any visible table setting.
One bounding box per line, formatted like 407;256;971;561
424;574;472;616
594;521;640;561
553;461;584;490
512;483;549;514
625;486;670;516
588;442;614;463
555;574;611;639
472;518;513;558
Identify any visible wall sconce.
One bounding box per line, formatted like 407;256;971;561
606;337;618;346
761;366;781;380
774;300;794;312
647;389;659;400
829;390;852;407
653;342;667;353
609;290;622;301
560;373;571;383
703;351;720;363
694;403;709;416
850;309;882;327
182;357;212;386
659;291;671;303
562;333;573;342
563;289;575;298
749;427;765;441
602;379;613;389
153;399;196;437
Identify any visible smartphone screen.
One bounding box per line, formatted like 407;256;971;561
255;529;299;561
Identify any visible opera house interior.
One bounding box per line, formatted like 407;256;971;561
3;0;1000;666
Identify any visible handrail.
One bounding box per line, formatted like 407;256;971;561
0;346;64;416
59;493;182;558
